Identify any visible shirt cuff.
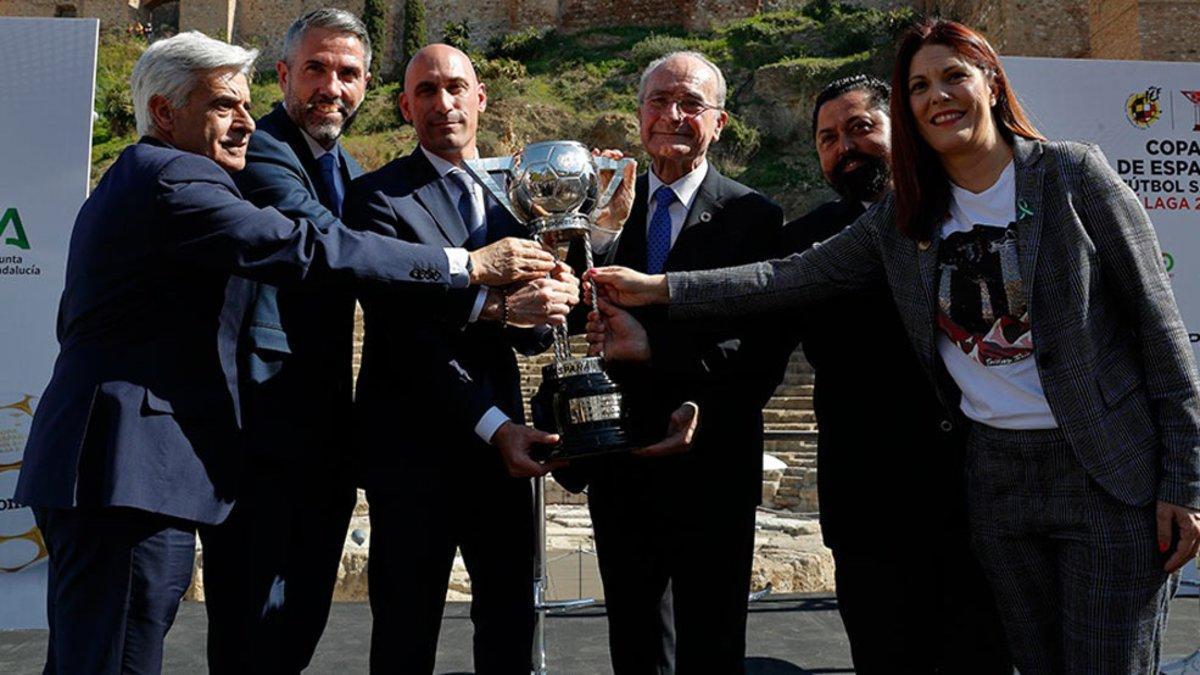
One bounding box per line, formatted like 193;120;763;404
475;406;510;444
446;247;471;288
467;287;490;323
589;224;621;255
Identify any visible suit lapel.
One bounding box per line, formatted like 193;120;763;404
410;150;471;245
268;106;324;197
339;144;363;182
667;165;723;271
483;190;524;241
915;234;942;369
680;166;723;233
615;174;650;271
1012;138;1045;308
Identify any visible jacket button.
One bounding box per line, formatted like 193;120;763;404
939;420;954;433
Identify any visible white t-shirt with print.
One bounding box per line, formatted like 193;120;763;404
935;161;1057;429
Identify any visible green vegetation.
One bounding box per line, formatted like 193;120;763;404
362;0;388;78
401;0;426;63
89;3;914;215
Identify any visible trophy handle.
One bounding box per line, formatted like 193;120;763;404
462;157;521;223
593;156;636;215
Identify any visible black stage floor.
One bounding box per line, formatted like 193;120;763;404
2;594;1198;673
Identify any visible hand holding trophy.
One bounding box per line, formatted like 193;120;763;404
464;141;636;460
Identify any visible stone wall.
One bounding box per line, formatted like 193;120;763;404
918;0;1199;61
4;0;1199;71
558;0;762;33
1139;0;1200;61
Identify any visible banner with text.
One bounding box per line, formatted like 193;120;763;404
0;18;98;629
1003;56;1200;355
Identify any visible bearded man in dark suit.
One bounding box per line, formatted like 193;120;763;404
197;12;569;673
15;30;557;675
782;75;1009;674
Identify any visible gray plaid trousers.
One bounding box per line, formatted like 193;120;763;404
966;423;1177;674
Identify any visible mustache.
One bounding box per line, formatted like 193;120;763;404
222;128;250;145
833;150;882;178
303;95;351;119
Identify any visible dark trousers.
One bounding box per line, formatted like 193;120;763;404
366;472;535;674
831;541;1010;674
589;478;757;675
35;506;195;675
966;424;1175;674
201;459;357;675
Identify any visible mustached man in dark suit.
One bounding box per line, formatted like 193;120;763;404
783;75;1009;673
344;45;582;674
577;51;791;673
14;31;558;675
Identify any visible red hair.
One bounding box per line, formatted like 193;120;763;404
890;18;1045;241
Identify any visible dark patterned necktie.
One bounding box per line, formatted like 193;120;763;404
646;185;676;274
316;151;344;218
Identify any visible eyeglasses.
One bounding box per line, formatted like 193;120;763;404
642;95;722;117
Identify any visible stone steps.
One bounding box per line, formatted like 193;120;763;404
186;503;835;603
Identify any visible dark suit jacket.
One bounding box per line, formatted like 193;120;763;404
783;198;960;550
231;105;362;462
15;138;456;524
583;166;790;506
344;149;551;488
671;138;1200;511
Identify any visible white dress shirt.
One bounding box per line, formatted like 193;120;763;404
589;160;710;254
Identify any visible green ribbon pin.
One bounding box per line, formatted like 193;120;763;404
1017;199;1034;220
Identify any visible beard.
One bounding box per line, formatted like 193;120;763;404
829;151;890;203
285;91;360;147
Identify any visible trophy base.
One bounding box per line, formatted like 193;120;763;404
530;356;635;461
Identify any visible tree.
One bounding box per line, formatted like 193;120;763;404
402;0;426;63
362;0;387;77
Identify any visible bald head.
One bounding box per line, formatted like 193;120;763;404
400;43;486;163
405;44;478;87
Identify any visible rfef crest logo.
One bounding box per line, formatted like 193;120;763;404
0;208;30;250
1126;87;1163;129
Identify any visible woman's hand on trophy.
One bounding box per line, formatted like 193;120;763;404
491;422;567;477
586;297;651;363
592;148;637;232
468;237;557;286
633;402;700;458
585;266;669;307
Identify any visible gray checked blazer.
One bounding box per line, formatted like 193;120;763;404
668;137;1200;510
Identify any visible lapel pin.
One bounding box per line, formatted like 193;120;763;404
1017;199;1034;220
918;240;932;252
699;211;712;223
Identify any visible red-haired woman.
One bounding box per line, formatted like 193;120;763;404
587;18;1200;672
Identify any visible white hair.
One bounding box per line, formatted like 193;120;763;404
638;51;727;109
131;31;259;136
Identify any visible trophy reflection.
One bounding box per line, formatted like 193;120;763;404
464;141;635;460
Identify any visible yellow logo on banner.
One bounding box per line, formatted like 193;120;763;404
1126;87;1163;129
0;393;47;573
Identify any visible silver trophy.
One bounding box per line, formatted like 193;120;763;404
465;140;634;675
464;140;635;460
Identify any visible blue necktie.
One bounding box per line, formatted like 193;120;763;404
646;185;676;274
316;151;345;218
450;170;486;250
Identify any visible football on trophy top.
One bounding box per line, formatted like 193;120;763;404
463;140;636;460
